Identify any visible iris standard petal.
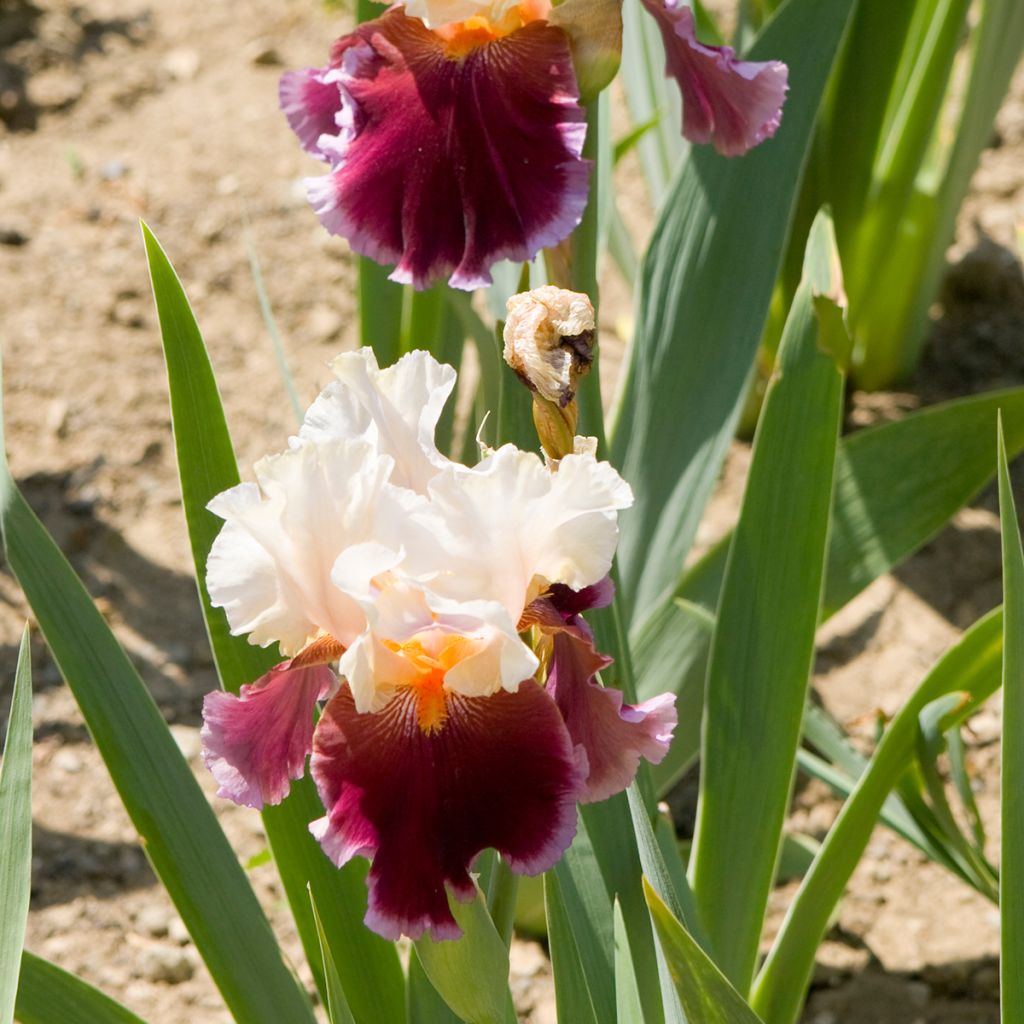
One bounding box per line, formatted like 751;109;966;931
415;445;632;620
284;9;590;289
299;348;456;493
309;680;583;940
202;660;338;809
206;439;401;655
641;0;788;157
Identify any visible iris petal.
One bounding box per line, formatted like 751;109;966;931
641;0;788;157
201;661;337;809
309;681;583;940
281;10;590;289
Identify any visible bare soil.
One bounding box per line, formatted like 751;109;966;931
1;2;1023;1021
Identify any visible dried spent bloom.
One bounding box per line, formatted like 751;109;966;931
200;348;677;940
280;1;589;290
503;285;595;408
641;0;789;157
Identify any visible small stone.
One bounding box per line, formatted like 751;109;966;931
53;748;83;774
509;940;546;979
140;944;194;984
245;39;283;66
170;724;202;763
27;68;83;110
47;398;69;438
0;226;28;246
811;1014;838;1024
168;916;191;946
109;296;146;329
135;904;171;938
216;174;240;196
164;48;200;81
100;160;129;181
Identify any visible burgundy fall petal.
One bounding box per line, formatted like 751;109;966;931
309;681;583;940
547;629;677;803
640;0;788;157
201;661;337;809
282;10;591;289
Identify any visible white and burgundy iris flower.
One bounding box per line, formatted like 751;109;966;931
200;348;677;941
280;0;788;290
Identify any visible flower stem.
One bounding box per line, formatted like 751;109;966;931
571;96;607;454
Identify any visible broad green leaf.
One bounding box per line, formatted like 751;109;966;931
15;952;147;1024
407;955;462;1024
611;0;858;623
643;881;765;1024
358;258;404;367
688;211;848;990
143;224;404;1024
545;873;601;1024
752;609;1003;1023
679;386;1024;618
1;627;31;1024
551;818;617;1024
413;889;516;1024
1000;418;1024;1020
0;379;312;1023
309;888;357;1024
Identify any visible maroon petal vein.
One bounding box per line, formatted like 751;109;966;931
309;681;583;940
282;10;591;289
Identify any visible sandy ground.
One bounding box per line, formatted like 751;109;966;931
2;1;1024;1021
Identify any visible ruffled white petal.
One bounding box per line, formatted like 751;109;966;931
406;445;633;620
402;0;522;29
207;438;405;655
299;348;456;493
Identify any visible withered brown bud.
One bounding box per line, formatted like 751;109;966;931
502;286;596;408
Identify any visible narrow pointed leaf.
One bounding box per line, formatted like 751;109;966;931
999;418;1024;1020
0;627;31;1024
612;0;858;623
0;374;312;1023
545;873;602;1024
143;223;405;1024
643;881;765;1024
15;952;147;1024
680;387;1024;617
309;888;357;1024
753;608;1003;1023
688;212;848;990
614;900;645;1024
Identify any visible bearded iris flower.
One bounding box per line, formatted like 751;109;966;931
200;348;676;940
280;0;789;290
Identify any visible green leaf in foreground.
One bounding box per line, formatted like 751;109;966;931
309;888;357;1024
0;403;314;1023
688;211;848;991
999;417;1024;1020
143;222;404;1024
752;609;1003;1024
414;889;517;1024
643;880;765;1024
15;952;147;1024
0;627;31;1024
612;0;857;623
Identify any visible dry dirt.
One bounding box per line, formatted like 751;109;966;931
1;1;1023;1022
